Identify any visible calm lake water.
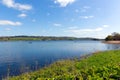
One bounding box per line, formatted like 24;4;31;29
0;40;120;79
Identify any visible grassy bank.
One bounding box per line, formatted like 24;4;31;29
9;50;120;80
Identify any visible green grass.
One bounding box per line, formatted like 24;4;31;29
9;50;120;80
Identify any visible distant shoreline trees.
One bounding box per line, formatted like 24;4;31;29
0;36;100;41
105;32;120;41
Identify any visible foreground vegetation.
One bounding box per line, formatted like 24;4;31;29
9;50;120;80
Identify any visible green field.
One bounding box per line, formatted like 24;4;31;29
9;50;120;80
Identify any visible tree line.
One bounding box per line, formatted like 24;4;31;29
0;36;100;41
105;32;120;41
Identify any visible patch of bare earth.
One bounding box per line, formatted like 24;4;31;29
103;41;120;44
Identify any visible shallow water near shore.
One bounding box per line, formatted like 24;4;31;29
0;40;120;79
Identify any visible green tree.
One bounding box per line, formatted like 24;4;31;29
105;32;120;41
105;35;113;41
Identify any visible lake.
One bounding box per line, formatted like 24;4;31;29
0;40;120;79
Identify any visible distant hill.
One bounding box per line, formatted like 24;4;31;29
0;36;102;41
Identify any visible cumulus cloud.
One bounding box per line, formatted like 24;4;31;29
54;0;75;7
68;26;79;29
103;25;109;28
47;13;50;16
18;13;27;18
75;9;79;13
2;0;32;11
67;25;110;36
32;19;36;22
83;6;91;9
80;16;94;19
64;27;104;38
53;23;62;27
80;6;91;12
5;28;11;31
0;20;22;26
66;25;110;38
69;27;103;33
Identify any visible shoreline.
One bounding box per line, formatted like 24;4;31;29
103;41;120;44
9;50;120;80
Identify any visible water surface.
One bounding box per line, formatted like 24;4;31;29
0;40;120;79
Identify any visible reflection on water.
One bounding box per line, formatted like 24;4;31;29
106;44;120;50
0;40;120;79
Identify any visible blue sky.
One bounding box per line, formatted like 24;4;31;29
0;0;120;38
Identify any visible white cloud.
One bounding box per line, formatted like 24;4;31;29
0;20;22;26
53;23;62;27
66;25;110;38
54;0;75;7
5;28;11;31
80;16;94;19
32;19;36;22
81;6;91;12
18;13;27;18
64;27;104;38
68;26;79;29
65;25;110;38
69;27;103;33
75;9;79;13
103;25;109;28
2;0;32;11
47;13;50;16
83;6;90;9
71;18;75;22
